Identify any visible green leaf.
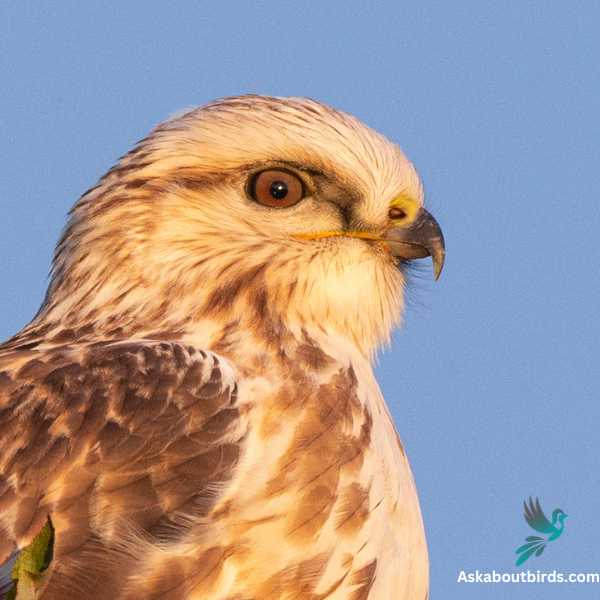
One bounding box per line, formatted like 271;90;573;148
6;520;54;599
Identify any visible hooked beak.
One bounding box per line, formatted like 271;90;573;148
385;208;446;280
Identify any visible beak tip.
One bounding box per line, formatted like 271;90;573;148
432;247;445;281
387;207;445;280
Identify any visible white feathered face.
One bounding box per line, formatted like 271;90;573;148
42;96;444;357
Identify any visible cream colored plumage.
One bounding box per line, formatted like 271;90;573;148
0;95;444;599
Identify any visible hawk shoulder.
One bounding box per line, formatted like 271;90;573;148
0;340;244;598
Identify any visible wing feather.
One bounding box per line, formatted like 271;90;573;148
0;341;244;598
523;496;553;534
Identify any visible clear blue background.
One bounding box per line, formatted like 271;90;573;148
2;3;599;597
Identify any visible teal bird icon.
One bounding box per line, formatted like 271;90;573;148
515;497;568;566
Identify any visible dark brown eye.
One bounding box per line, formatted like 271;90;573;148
250;169;305;208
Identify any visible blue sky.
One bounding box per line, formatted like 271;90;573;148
2;3;599;597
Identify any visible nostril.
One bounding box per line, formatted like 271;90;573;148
389;207;407;220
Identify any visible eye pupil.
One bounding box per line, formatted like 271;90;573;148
270;181;289;200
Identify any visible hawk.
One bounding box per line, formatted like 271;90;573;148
0;96;445;599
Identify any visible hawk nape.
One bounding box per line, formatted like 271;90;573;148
0;95;445;599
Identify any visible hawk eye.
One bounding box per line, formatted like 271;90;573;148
250;169;305;208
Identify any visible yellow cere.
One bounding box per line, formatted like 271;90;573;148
389;195;420;226
292;195;420;242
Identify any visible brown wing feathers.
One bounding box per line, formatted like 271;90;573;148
0;341;243;598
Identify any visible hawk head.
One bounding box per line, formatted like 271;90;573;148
42;96;444;357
